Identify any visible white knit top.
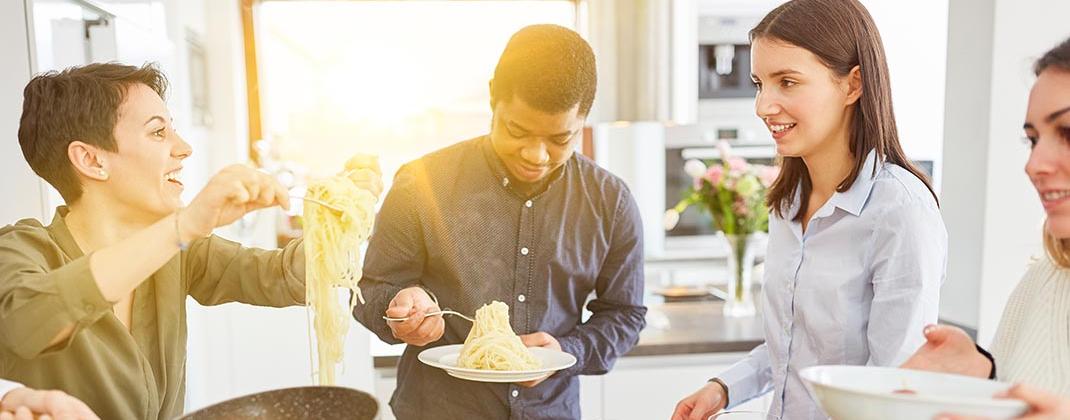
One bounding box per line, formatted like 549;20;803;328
990;257;1070;396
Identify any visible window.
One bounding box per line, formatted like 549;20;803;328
255;1;578;185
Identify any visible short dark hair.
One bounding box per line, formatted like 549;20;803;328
490;24;597;116
18;62;169;203
1035;37;1070;76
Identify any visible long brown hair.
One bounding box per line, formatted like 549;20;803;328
1035;37;1070;268
753;0;937;222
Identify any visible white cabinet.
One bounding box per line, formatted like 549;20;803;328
372;352;772;420
596;353;771;420
371;368;599;420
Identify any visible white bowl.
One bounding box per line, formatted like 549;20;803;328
800;365;1028;420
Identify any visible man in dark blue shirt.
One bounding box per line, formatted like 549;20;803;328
353;24;647;420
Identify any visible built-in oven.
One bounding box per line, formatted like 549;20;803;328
697;13;761;100
590;121;776;259
664;143;935;244
590;118;936;289
662;125;776;258
665;142;776;239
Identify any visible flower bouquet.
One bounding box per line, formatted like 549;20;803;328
664;141;779;317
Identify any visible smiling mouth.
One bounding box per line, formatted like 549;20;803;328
769;123;797;134
164;169;183;187
1041;190;1070;203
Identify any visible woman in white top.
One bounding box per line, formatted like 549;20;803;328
671;1;947;419
902;38;1070;419
0;378;98;419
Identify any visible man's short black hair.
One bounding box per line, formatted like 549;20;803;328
490;24;596;116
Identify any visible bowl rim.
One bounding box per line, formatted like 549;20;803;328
799;365;1029;411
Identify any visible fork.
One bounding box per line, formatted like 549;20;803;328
289;195;344;213
288;165;378;214
382;309;475;323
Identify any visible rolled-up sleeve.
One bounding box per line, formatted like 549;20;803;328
184;234;306;307
0;229;111;360
865;198;946;366
556;192;647;376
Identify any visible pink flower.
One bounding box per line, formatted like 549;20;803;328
757;165;780;188
727;157;748;177
732;197;750;218
704;165;724;186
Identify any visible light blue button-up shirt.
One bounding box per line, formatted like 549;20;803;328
718;151;947;419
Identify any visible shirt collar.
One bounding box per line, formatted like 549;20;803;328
827;149;880;217
47;206;85;259
479;135;569;199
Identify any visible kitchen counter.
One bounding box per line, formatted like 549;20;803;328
372;297;764;368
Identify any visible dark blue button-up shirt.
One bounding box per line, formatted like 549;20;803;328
353;136;647;420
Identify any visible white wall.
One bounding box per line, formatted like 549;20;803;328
938;0;997;339
940;0;1067;345
862;0;948;180
0;0;48;224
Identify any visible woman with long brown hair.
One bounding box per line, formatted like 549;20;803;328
672;1;947;418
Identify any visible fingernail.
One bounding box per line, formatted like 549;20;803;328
923;325;936;335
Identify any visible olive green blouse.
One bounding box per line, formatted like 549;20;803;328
0;208;306;420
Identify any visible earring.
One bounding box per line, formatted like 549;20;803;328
98;169;108;179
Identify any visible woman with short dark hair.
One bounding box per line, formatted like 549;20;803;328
0;63;381;420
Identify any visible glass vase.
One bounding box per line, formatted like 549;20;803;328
723;233;760;317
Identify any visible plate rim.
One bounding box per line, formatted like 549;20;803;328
418;344;576;376
445;370;552;383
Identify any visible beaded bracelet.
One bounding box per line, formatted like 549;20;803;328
175;207;190;251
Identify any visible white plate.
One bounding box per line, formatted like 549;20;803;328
418;344;576;383
800;365;1029;420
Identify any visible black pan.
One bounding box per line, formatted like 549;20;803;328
178;386;378;420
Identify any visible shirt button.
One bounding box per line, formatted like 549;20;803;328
520;247;529;256
511;390;519;398
518;294;526;303
502;177;510;187
525;200;533;208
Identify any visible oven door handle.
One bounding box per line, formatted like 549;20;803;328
680;146;777;160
